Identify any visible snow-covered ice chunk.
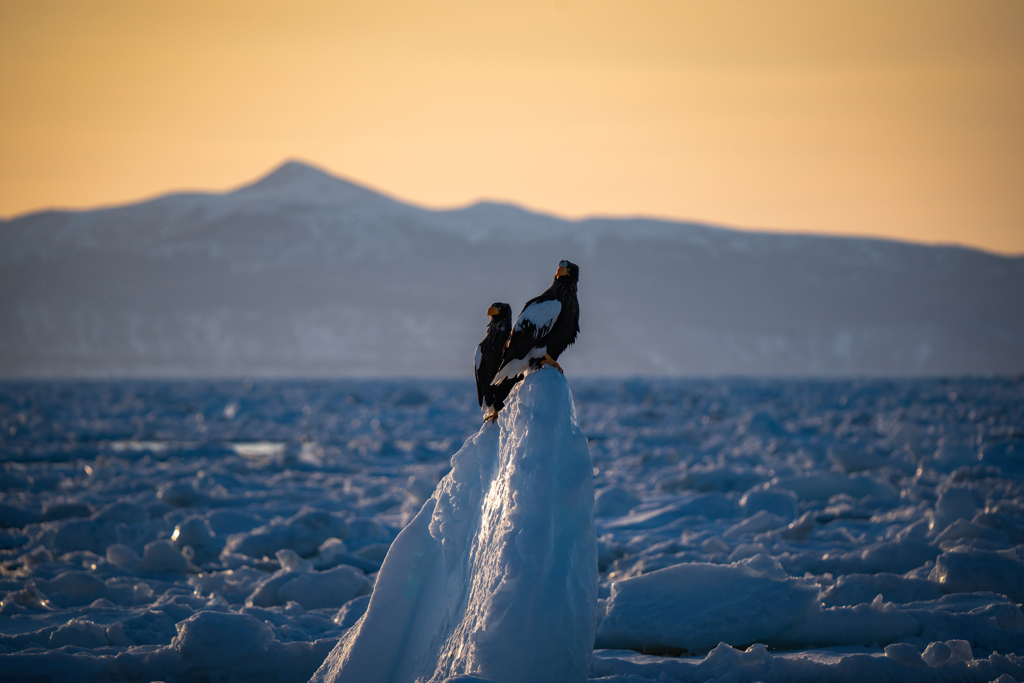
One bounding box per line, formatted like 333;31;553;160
205;508;264;535
934;518;1010;546
314;538;383;572
930;439;980;472
946;638;974;664
604;493;736;530
158;478;204;507
770;472;899;502
777;594;920;648
738;483;798;519
277;566;371;610
820;572;943;606
723;509;788;538
106;543;141;569
0;587;52;614
930;547;1024;602
343;517;394;552
93;501;149;523
48;619;110;649
594;485;641;518
243;548;370;609
275;548;313;572
827;443;888;473
310;368;596;683
979;440;1024;472
173;610;334;682
884;642;927;668
43;519;115;554
246;569;305;608
930;486;978;533
172;515;217;557
596;556;819;653
334;595;371;629
700;641;773;678
317;537;348;559
0;528;28;550
922;640;953;667
223;507;350;560
41;500;94;521
34;570;109;607
138;539;192;574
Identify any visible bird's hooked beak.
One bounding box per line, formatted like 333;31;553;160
487;305;500;317
556;265;569;278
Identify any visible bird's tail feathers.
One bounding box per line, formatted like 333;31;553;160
491;353;538;385
490;365;514;386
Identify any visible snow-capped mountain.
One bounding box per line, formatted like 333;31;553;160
2;161;1021;378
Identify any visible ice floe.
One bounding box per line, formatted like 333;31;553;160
1;375;1023;682
311;368;596;683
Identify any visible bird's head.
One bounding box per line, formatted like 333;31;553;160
555;260;579;283
487;302;512;321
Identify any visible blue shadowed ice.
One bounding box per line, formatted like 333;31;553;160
2;376;1024;682
310;368;597;683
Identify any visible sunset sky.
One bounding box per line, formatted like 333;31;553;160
2;0;1022;254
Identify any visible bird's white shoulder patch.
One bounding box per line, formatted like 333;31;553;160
474;345;482;370
515;299;561;336
491;345;546;385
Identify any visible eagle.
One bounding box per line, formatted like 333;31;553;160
474;302;515;421
491;260;579;385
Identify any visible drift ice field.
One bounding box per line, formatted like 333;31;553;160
2;372;1023;682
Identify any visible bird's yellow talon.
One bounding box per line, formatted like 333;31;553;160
543;354;564;373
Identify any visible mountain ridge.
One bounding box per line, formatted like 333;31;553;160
1;161;1021;378
6;161;1015;257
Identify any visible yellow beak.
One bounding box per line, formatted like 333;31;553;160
556;266;569;278
487;306;500;316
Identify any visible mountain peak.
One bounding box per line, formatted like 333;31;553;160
235;160;393;207
253;160;336;187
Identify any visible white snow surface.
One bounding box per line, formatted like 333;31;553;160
310;368;597;683
2;375;1024;683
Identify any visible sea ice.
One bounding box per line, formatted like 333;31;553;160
2;376;1023;682
930;547;1024;602
597;555;819;653
310;368;597;683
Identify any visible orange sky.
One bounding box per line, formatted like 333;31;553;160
2;0;1022;254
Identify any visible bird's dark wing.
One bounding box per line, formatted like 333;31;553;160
513;298;562;338
492;297;562;384
503;298;561;363
474;344;484;407
541;290;579;361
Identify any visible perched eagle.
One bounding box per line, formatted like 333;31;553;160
474;302;515;421
492;260;580;385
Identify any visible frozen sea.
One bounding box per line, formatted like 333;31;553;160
2;376;1023;682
